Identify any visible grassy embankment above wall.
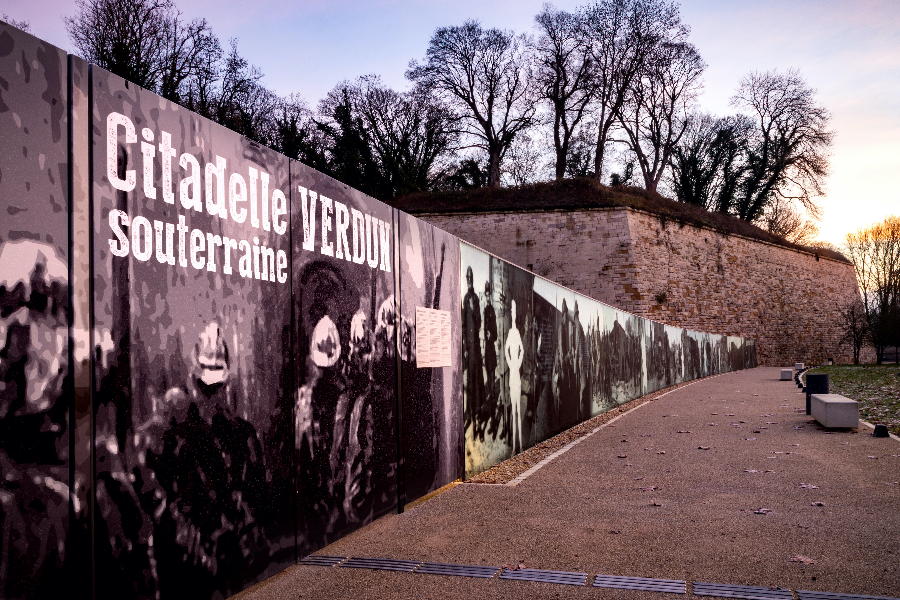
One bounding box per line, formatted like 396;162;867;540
807;365;900;435
391;177;849;263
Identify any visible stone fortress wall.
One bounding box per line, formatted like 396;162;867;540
418;206;869;366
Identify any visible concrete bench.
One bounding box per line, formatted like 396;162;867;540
811;394;859;429
795;363;805;370
781;369;793;380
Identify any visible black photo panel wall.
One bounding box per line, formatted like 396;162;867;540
91;66;294;600
290;160;398;556
0;23;72;600
397;212;462;504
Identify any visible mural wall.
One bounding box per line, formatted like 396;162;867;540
90;66;294;599
460;243;757;478
0;22;73;600
397;213;463;505
290;161;398;556
0;23;756;600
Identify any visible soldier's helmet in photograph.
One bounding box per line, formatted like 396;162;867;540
0;239;68;418
311;315;341;368
376;295;396;345
194;321;230;386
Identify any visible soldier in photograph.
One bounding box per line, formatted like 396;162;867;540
0;240;78;600
461;267;484;438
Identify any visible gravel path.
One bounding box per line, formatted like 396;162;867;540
236;367;900;600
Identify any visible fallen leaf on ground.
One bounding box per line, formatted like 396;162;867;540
811;501;825;507
764;470;776;473
711;413;719;415
791;444;800;447
794;426;805;430
789;555;816;564
745;437;757;441
868;456;878;459
799;483;818;489
754;508;773;514
708;423;718;426
677;430;691;433
797;524;810;529
609;530;620;534
767;422;778;424
617;454;627;458
651;502;663;506
634;477;644;480
640;486;657;491
657;451;666;455
698;446;710;450
745;469;759;473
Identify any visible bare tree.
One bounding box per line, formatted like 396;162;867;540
730;68;833;222
1;12;32;32
844;216;900;363
207;39;278;142
532;5;595;179
66;0;217;103
407;20;537;187
837;299;869;365
320;75;457;198
579;0;683;181
502;132;545;186
157;14;220;103
759;197;820;245
617;39;705;192
669;112;751;212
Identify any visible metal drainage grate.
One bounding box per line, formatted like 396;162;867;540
339;557;422;572
799;592;900;600
414;562;500;578
299;555;347;567
499;568;587;586
694;582;793;600
594;574;686;594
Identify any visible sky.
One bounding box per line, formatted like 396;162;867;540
5;0;899;246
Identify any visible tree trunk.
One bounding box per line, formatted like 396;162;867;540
487;150;502;188
555;145;566;180
593;125;605;181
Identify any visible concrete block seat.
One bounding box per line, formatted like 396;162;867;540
811;394;859;429
795;363;805;370
781;369;792;380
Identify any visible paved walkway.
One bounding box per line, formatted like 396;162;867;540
238;367;900;600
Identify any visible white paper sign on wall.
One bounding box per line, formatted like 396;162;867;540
415;306;451;368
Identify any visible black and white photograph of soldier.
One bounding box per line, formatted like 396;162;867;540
533;278;581;436
0;23;78;600
90;66;295;600
397;213;462;504
292;162;398;555
0;241;76;600
727;335;746;371
683;330;711;381
579;296;646;414
460;243;533;478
